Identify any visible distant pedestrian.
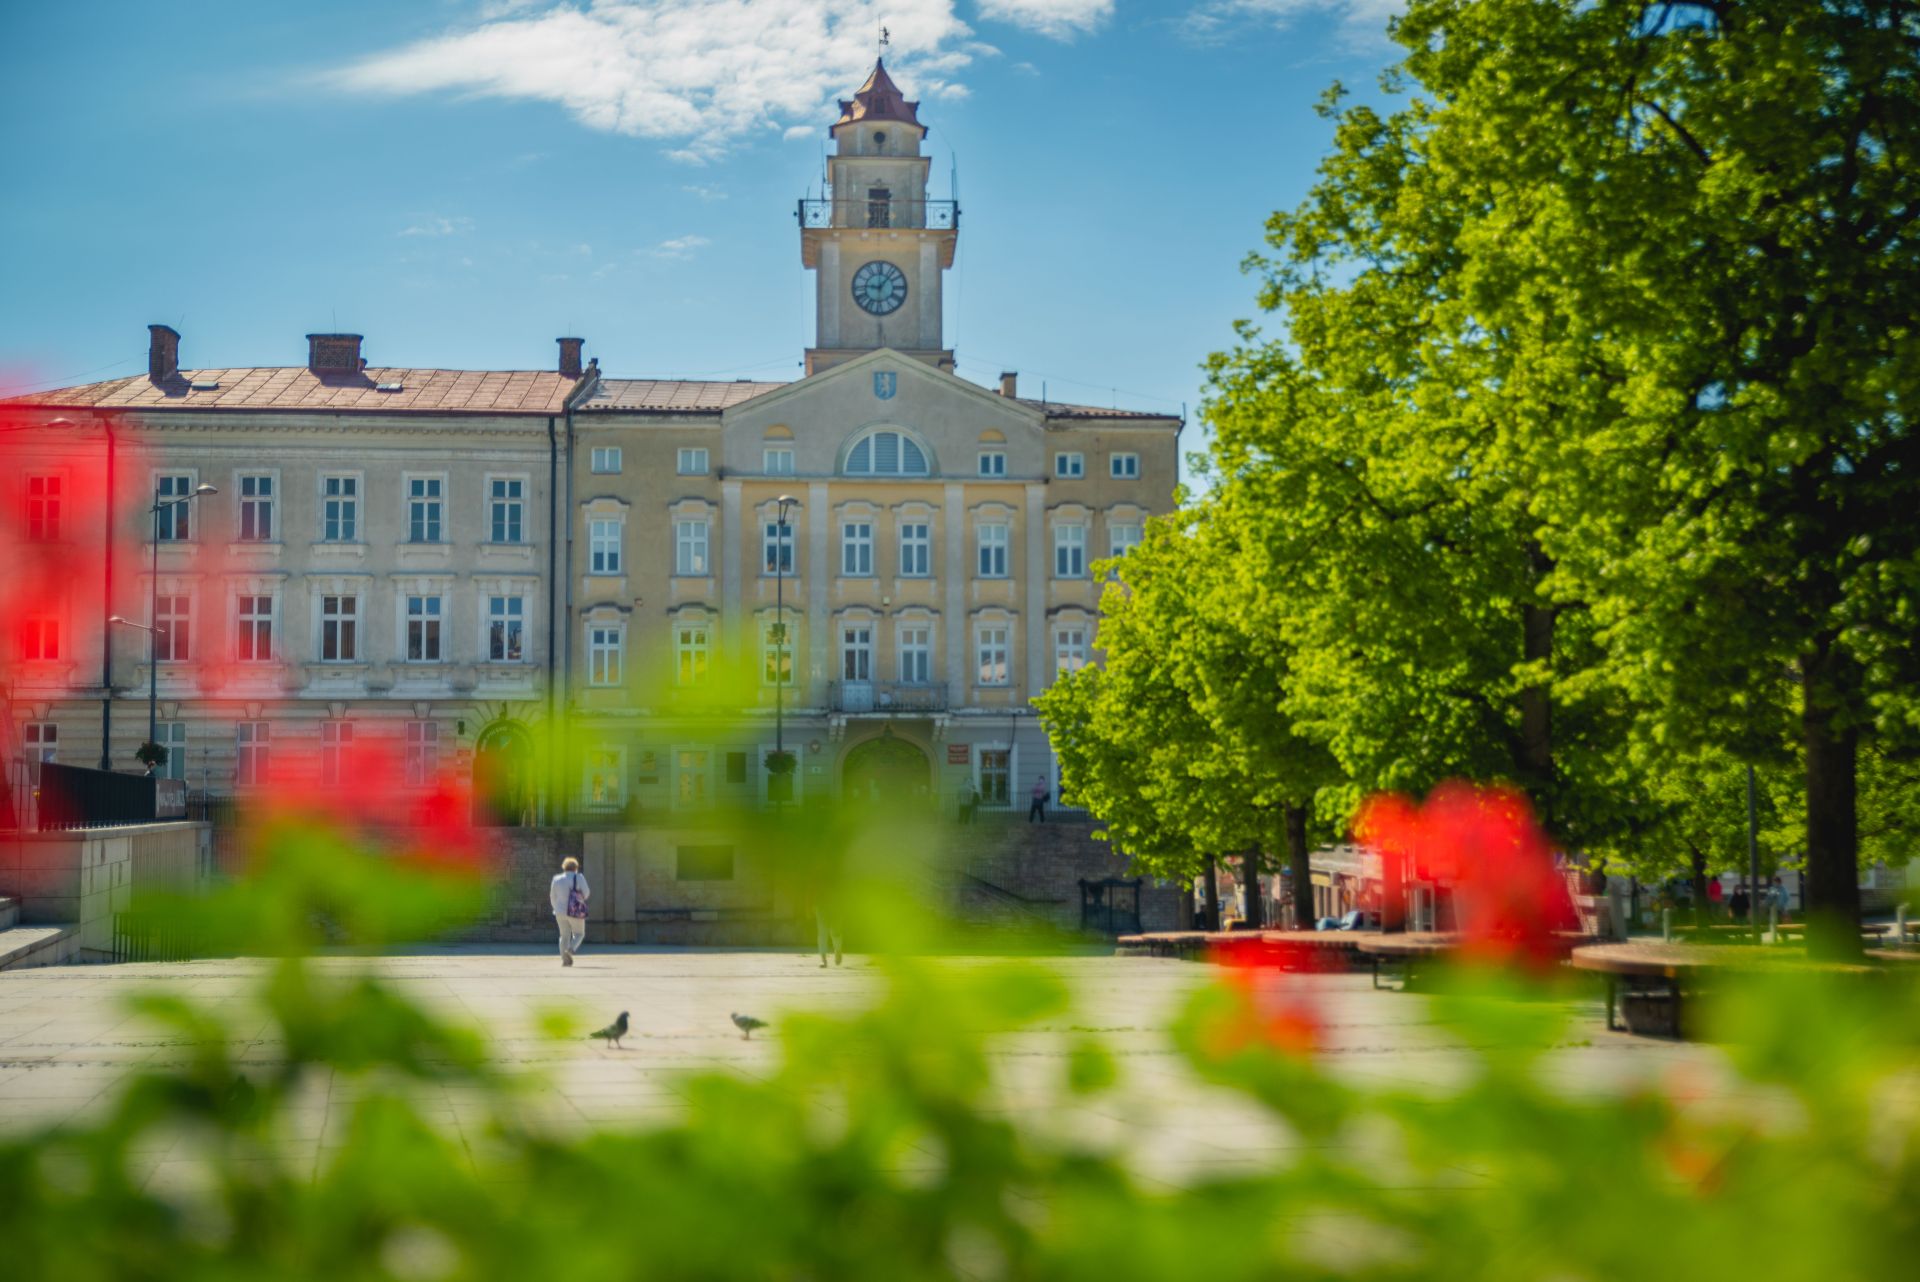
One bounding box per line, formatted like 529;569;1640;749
549;856;590;967
959;778;979;824
1028;775;1049;823
816;905;843;968
1730;887;1750;923
1771;877;1790;922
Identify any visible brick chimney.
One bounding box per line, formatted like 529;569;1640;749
306;333;364;374
999;371;1018;398
557;337;585;379
148;324;181;383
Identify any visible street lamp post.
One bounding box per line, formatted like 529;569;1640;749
123;483;216;762
773;494;797;802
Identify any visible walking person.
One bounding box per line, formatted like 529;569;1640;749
1027;774;1049;823
550;856;590;967
958;778;980;825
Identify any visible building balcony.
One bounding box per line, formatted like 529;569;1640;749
797;198;958;230
828;680;948;715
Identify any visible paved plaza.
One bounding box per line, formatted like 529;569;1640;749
0;947;1764;1190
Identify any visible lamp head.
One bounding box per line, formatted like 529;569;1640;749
194;484;218;496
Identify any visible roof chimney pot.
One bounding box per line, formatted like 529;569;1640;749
999;371;1018;398
148;324;181;383
557;337;585;379
306;333;364;374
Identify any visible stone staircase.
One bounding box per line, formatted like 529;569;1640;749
0;897;79;971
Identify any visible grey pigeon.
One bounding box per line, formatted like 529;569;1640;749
730;1012;767;1041
589;1011;630;1049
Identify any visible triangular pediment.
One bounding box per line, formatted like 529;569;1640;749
722;348;1043;434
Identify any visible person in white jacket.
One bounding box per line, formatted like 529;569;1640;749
549;857;590;967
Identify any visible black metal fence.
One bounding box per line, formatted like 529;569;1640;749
1080;877;1144;936
111;909;212;962
31;761;157;830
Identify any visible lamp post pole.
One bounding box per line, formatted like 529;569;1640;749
773;495;797;801
128;483;216;762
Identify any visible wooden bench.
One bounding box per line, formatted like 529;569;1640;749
1570;941;1912;1038
1114;928;1379;968
1357;931;1598;990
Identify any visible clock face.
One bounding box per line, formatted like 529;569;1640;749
851;260;908;315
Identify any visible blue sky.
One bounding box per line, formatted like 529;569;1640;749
1;0;1403;461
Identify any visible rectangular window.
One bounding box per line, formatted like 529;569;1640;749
235;722;269;786
866;186;892;228
405;721;439;787
1054;525;1086;578
898;625;931;685
1109;522;1143;560
1055;627;1088;676
24;722;56;763
237;595;273;662
763;447;795;475
677;447;709;476
156;722;188;782
320;595;357;662
842;624;872;682
676;623;710;686
238;474;273;541
489;478;524;544
977;524;1008;578
1110;453;1140;479
898;522;930;576
762;620;793;685
320;721;352;786
589;520;622;574
588;625;623;686
26;476;61;542
725;752;748;784
1054;452;1084;479
841;521;873;576
978;748;1011;806
763;521;794;574
585;746;625;809
977;451;1006;477
675;519;710;576
976;626;1010;686
675;748;711;808
590;446;622;474
321;475;358;542
20;615;59;661
155;595;191;661
407;477;443;543
155;474;194;541
405;595;442;662
488;595;525;663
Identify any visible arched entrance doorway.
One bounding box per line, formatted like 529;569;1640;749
841;732;930;805
473;721;533;826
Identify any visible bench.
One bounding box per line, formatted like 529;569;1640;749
1569;941;1911;1038
1357;931;1598;991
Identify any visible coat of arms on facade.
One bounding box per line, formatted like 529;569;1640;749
873;370;897;400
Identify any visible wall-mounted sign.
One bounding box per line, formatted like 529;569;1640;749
947;744;971;765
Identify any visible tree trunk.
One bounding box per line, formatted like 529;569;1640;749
1241;845;1264;929
1202;858;1220;932
1803;666;1862;960
1688;842;1709;930
1285;803;1316;932
1521;541;1558;829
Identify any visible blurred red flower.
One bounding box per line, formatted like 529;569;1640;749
1207;936;1327;1058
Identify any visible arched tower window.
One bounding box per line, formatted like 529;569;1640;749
843;428;931;476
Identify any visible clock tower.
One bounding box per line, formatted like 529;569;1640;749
799;59;959;375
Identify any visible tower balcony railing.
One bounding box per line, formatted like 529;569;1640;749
828;680;949;714
798;198;959;231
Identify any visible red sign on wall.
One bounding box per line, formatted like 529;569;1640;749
947;744;971;765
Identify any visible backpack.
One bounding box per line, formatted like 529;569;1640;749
565;873;589;920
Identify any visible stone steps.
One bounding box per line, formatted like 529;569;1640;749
0;896;17;930
0;923;80;971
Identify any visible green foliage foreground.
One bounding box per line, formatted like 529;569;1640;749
4;829;1918;1280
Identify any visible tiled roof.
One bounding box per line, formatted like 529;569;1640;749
834;58;925;134
1021;399;1180;422
582;379;788;413
7;367;579;415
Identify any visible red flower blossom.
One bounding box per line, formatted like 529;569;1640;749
1207;936;1327;1058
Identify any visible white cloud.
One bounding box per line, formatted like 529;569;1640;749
327;1;980;162
976;1;1111;40
398;215;474;237
652;234;713;259
1182;0;1405;51
783;124;818;141
682;183;729;200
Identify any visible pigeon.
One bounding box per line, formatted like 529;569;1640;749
730;1012;767;1041
589;1011;630;1050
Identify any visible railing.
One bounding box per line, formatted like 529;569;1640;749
797;198;959;230
28;761;157;830
828;681;949;714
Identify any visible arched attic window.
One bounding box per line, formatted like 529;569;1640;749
843;428;930;476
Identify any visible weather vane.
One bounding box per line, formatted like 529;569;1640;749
880;24;890;53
